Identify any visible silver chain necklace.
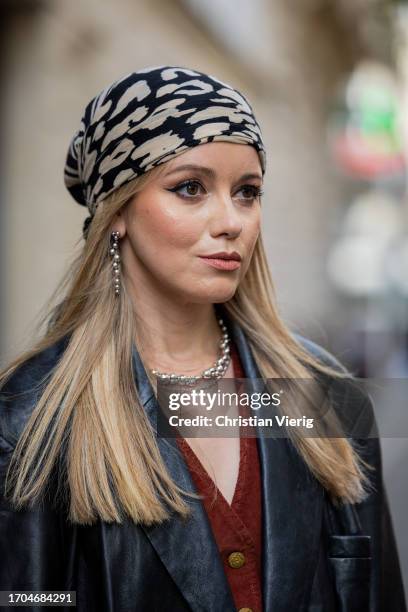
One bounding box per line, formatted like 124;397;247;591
151;317;230;385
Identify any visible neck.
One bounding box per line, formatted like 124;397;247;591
133;298;224;376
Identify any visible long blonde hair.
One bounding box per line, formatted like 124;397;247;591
0;166;374;526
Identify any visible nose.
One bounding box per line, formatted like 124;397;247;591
208;190;243;238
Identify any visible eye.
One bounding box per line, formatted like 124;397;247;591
168;180;205;198
235;184;264;202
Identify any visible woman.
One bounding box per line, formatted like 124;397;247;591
0;66;405;612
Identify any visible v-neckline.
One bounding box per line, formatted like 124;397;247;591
177;431;248;511
176;335;249;509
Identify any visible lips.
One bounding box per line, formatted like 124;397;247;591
199;251;242;261
198;253;241;271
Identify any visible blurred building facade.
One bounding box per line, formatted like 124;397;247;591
1;0;393;358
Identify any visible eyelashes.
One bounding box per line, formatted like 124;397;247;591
167;179;264;202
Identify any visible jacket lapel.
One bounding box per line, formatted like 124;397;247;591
132;342;236;612
131;310;324;612
229;318;324;612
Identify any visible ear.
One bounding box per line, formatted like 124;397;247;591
110;210;127;238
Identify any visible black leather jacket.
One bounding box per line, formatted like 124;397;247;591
0;315;406;612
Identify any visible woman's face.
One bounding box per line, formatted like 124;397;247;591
117;141;263;304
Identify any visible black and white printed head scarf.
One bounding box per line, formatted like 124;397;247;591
63;65;266;239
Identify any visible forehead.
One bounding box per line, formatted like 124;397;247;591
162;141;263;177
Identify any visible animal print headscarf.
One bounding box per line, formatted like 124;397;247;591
63;65;267;239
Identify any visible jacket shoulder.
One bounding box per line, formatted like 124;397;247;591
292;332;349;374
292;333;377;438
0;335;70;450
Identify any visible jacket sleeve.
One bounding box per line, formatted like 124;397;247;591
0;340;72;595
352;397;407;612
0;435;69;593
294;333;406;610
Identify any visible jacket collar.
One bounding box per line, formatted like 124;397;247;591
131;308;324;612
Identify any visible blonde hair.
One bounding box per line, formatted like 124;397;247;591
0;166;374;526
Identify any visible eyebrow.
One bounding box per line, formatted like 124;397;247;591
164;163;262;182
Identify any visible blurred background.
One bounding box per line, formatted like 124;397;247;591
1;0;407;595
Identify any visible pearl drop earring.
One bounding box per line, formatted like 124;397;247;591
110;231;121;296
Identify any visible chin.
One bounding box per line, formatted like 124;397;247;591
186;282;238;304
165;272;240;304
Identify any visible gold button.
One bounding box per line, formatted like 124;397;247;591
238;608;253;612
227;551;246;568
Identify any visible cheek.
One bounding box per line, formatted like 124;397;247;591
240;217;261;272
245;214;261;250
129;199;201;255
